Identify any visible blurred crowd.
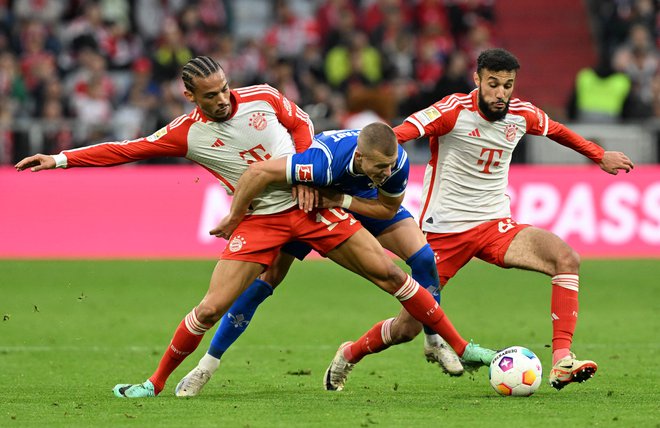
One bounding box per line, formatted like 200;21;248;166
0;0;657;165
570;0;659;123
0;0;497;164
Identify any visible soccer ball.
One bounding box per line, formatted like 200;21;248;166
489;346;543;397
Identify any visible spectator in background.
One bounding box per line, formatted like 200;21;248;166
294;41;326;105
13;0;64;24
33;76;74;119
414;21;454;93
113;57;160;141
264;1;318;61
40;98;74;155
423;50;473;107
17;20;59;93
59;1;107;59
98;0;131;28
614;23;658;118
0;100;14;164
446;0;495;40
414;0;451;31
322;5;358;52
133;0;186;45
567;55;632;123
269;58;301;104
362;0;413;36
152;17;193;83
101;19;143;71
315;0;358;48
70;51;115;143
301;82;342;131
325;31;382;91
460;20;494;70
371;3;415;82
0;51;28;115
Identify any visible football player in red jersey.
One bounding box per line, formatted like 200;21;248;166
16;56;494;398
391;48;634;390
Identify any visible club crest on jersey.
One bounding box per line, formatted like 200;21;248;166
415;106;441;126
146;126;168;142
249;112;267;131
229;235;246;252
504;124;518;142
295;164;314;182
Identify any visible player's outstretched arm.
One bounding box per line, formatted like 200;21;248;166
15;154;56;172
598;151;635;175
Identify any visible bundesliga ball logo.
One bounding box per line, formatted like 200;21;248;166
489;346;543;396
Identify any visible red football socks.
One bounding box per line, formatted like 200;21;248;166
551;274;579;361
344;318;395;363
393;275;468;356
148;308;211;394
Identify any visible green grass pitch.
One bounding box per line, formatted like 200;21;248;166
1;259;659;427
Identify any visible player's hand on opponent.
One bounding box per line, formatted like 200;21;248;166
209;215;243;240
15;154;56;172
599;151;634;175
292;184;318;212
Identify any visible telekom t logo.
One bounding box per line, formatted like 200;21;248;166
477;148;503;174
239;144;271;164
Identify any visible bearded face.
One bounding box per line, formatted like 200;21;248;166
474;69;516;122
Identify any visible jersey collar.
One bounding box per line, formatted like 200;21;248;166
347;147;363;177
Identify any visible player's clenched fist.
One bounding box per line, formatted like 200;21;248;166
15;154;56;172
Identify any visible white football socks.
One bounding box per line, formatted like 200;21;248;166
199;352;222;374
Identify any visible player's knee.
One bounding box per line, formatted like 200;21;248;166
384;262;409;290
390;321;422;344
555;244;580;273
406;244;439;285
194;303;224;325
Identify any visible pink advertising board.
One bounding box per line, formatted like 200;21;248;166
1;165;659;258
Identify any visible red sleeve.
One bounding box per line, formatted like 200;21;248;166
546;119;605;164
267;87;314;153
394;96;460;143
394;121;421;144
63;116;191;167
513;99;605;164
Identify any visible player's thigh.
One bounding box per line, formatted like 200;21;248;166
376;217;427;260
259;251;298;288
326;228;405;292
198;259;265;323
503;226;578;276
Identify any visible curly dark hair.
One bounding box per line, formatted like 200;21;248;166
476;48;520;75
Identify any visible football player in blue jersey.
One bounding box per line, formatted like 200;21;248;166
175;122;495;396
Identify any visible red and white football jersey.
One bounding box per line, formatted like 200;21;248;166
395;89;605;233
58;84;314;215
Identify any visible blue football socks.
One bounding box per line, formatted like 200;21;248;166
405;244;442;336
207;278;273;359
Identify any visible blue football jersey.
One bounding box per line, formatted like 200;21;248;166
285;129;409;198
